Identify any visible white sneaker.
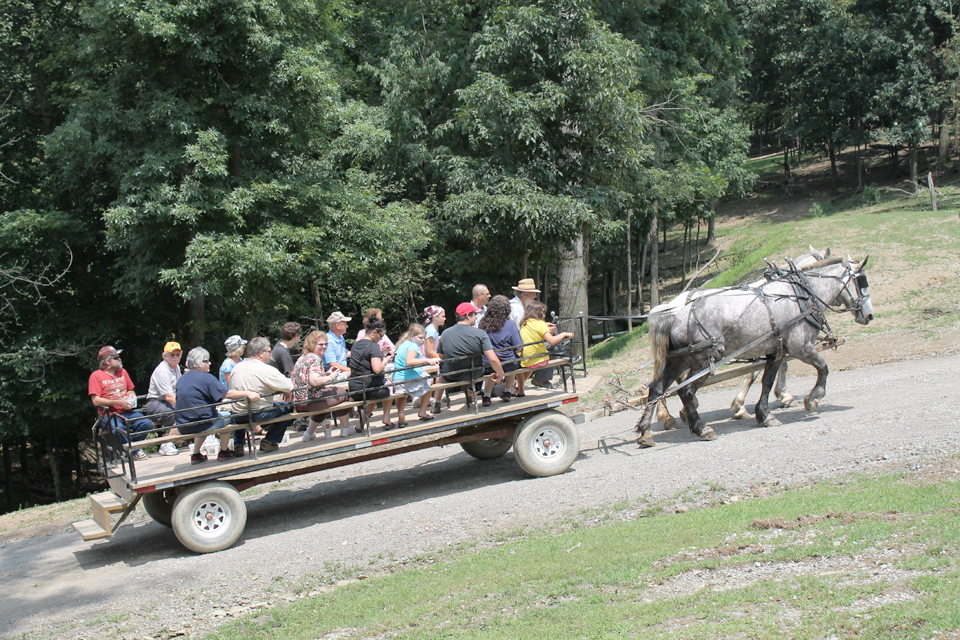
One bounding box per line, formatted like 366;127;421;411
133;449;147;460
302;431;316;442
159;442;179;456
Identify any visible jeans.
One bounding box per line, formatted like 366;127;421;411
232;404;292;446
107;412;154;446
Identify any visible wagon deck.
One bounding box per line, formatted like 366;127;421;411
74;359;587;553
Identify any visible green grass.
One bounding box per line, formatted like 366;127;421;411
742;151;821;181
588;324;649;360
207;463;960;640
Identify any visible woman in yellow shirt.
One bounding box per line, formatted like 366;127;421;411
517;301;574;396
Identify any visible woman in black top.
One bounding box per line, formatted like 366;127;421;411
348;317;396;430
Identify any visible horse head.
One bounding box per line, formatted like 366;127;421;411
839;255;873;325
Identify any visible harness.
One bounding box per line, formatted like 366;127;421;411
668;261;868;364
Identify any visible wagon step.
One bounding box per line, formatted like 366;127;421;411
72;491;132;541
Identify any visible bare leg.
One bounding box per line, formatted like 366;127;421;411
418;394;432;419
394;396;407;424
381;398;395;426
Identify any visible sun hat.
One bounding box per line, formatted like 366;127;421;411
513;278;540;293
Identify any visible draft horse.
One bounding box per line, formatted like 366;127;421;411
655;247;830;429
636;256;873;447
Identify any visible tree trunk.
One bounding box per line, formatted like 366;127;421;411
46;434;62;502
19;436;29;507
680;223;689;290
557;228;589;357
828;139;838;191
909;143;918;194
707;199;717;244
2;443;11;512
649;213;660;308
601;270;609;340
856;146;864;192
543;265;551;312
184;288;205;349
638;241;648;316
783;145;791;179
626;210;632;331
310;277;323;329
940;107;950;165
521;252;529;279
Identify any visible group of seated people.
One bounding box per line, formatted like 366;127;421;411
88;278;575;465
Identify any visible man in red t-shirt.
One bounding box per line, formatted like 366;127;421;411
89;345;155;460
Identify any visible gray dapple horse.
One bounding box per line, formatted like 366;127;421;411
655;247;830;430
636;256;873;447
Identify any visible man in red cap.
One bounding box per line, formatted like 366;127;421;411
436;302;504;407
88;346;155;460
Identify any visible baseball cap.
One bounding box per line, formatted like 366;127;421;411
326;311;352;325
163;341;182;353
455;302;480;316
98;345;122;361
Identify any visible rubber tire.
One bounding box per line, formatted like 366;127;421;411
171;481;246;553
512;410;580;477
460;438;513;460
142;489;177;528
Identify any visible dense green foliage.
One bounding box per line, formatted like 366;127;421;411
0;0;956;510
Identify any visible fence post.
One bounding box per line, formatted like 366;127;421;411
928;171;937;212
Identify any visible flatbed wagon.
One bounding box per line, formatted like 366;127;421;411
74;360;588;553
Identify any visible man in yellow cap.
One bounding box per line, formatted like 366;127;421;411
145;341;184;455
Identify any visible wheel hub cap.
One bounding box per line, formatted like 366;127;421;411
193;500;229;538
533;428;563;459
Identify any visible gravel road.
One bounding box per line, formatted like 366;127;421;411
2;353;958;640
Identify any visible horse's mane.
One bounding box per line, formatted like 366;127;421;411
799;256;843;271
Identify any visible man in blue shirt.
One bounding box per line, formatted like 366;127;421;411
323;311;352;373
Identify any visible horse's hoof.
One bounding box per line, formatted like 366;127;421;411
804;398;819;413
698;427;718;441
638;433;656;448
661;416;678;431
762;416;781;427
731;406;747;419
779;394;795;408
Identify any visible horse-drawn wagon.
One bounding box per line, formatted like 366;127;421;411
74;358;589;553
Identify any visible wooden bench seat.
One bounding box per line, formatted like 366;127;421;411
133;357;574;450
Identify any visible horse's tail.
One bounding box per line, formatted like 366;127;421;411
649;310;675;385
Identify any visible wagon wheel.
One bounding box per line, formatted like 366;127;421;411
142;489;178;528
171;481;246;553
512;410;580;477
460;438;513;460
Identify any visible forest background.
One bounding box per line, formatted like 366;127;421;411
0;0;955;512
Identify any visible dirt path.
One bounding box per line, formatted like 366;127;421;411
3;352;960;639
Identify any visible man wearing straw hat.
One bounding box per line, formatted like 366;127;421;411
509;278;540;327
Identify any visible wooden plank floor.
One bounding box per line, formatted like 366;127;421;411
120;385;576;490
